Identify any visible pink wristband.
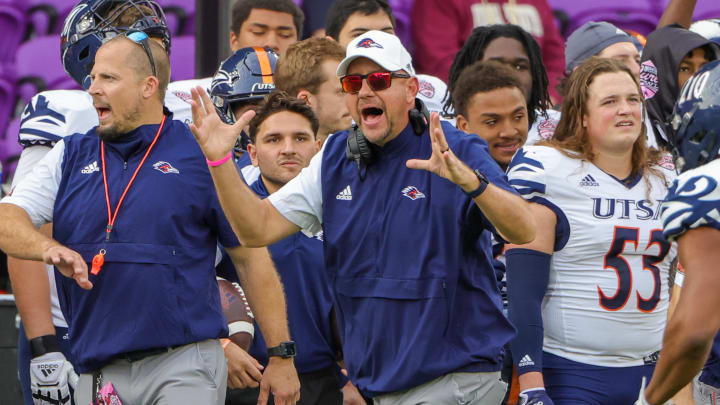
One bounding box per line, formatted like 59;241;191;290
206;152;233;167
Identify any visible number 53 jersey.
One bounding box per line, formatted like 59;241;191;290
507;146;678;367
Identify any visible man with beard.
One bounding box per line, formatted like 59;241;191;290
189;30;535;404
0;35;299;405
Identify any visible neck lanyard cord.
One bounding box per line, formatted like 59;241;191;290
100;115;167;240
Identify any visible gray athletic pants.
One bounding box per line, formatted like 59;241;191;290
373;371;507;405
75;339;227;404
694;375;720;405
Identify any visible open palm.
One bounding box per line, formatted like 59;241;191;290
188;86;255;161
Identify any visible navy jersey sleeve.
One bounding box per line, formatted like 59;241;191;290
661;164;720;241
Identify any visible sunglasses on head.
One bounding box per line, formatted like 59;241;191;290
125;30;157;77
340;71;411;94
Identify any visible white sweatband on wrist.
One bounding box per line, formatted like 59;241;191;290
520;388;546;395
228;321;254;337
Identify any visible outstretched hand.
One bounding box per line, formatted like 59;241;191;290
188;86;256;161
42;245;92;290
406;112;479;192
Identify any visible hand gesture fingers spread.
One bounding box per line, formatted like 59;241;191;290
406;113;479;190
188;86;256;161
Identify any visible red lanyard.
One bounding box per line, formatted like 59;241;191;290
91;115;167;275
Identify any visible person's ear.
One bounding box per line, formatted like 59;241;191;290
247;143;259;167
297;90;314;107
229;31;239;52
406;76;419;105
143;76;160;100
456;114;469;132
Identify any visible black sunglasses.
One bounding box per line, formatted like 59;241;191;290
340;72;411;94
125;30;157;77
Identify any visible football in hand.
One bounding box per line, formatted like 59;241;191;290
217;277;255;350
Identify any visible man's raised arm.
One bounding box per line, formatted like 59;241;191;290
189;87;299;247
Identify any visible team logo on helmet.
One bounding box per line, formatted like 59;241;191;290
401;186;426;200
356;38;383;49
211;69;233;91
153;161;179;174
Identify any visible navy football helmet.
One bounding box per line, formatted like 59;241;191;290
61;0;171;89
669;59;720;172
211;47;279;125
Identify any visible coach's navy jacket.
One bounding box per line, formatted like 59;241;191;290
246;178;345;383
53;111;239;373
317;122;516;396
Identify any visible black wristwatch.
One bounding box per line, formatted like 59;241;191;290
465;169;489;198
30;335;61;358
267;341;297;359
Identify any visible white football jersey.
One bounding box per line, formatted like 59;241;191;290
507;145;677;367
661;159;720;241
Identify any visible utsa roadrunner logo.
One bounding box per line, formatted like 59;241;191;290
356;38;383;49
401;186;425;200
153;161;179;174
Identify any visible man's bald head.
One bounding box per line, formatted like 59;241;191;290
99;35;170;101
89;36;171;140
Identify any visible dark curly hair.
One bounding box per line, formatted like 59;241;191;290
452;60;524;118
444;24;550;125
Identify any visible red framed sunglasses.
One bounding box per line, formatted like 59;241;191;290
340;71;411;94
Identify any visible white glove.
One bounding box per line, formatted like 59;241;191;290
30;352;79;405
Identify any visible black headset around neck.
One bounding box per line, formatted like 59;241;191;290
345;98;431;180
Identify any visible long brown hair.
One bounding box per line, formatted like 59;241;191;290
544;57;666;186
